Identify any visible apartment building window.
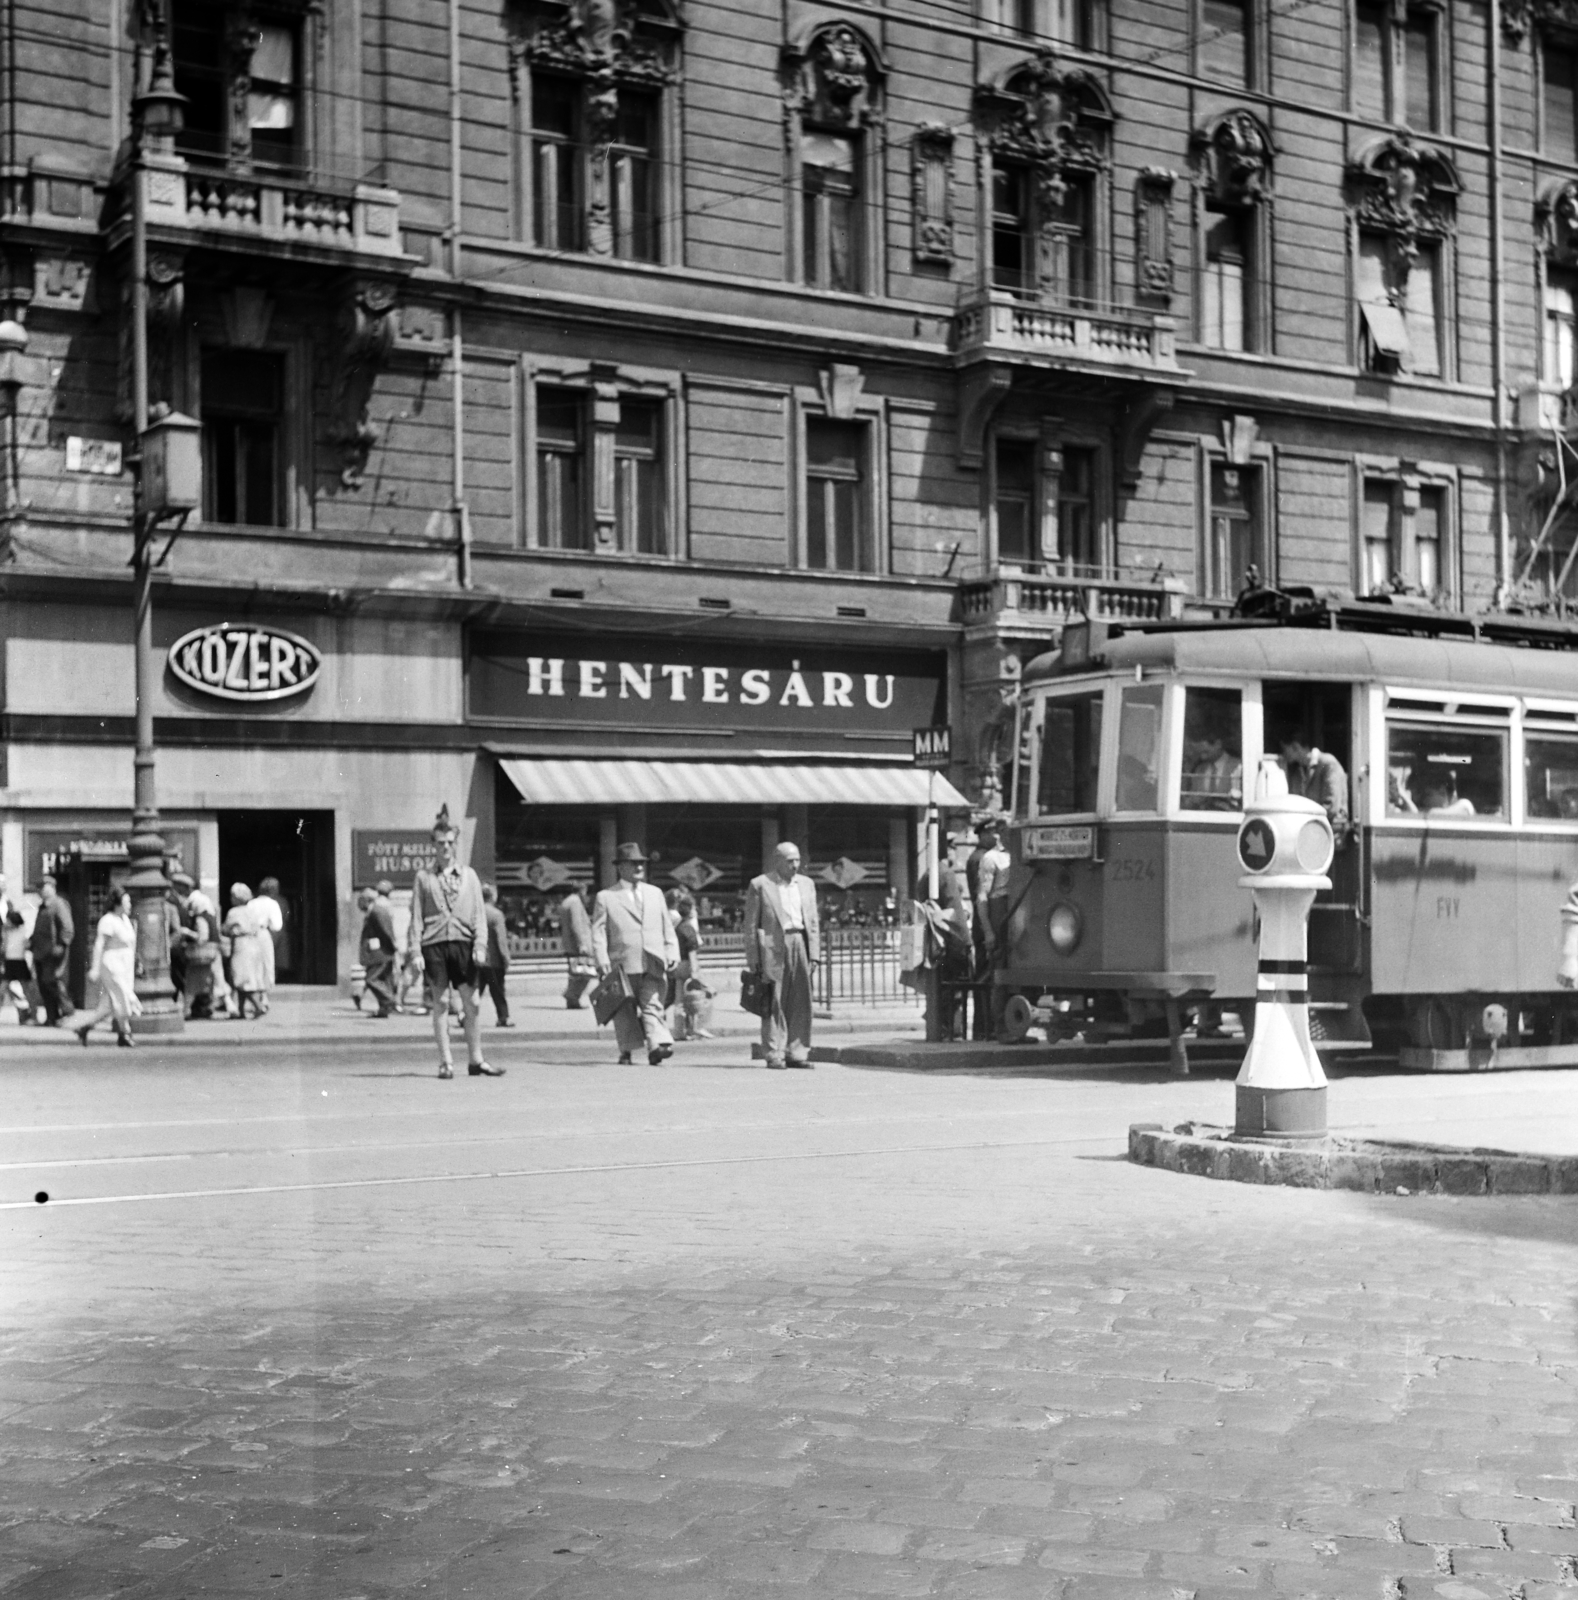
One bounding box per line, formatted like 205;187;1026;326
1356;232;1441;376
991;162;1095;302
1203;211;1249;350
1200;0;1250;89
1547;267;1578;388
991;163;1033;293
995;438;1037;565
610;91;659;263
1545;43;1578;160
202;350;284;527
1059;447;1097;566
984;0;1100;48
1206;463;1263;599
802;130;861;292
1353;0;1442;131
615;399;665;555
536;387;587;551
530;75;583;252
805;418;872;573
172;2;304;171
1362;476;1450;597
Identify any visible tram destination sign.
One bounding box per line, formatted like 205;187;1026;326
1023;825;1095;861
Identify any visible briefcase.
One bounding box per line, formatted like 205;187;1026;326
739;968;774;1019
590;968;633;1026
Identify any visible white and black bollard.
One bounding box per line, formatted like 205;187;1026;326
1234;767;1335;1141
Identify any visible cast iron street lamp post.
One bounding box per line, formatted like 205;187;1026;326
125;17;189;1034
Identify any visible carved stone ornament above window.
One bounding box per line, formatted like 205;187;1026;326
1346;131;1460;274
506;0;682;90
1538;177;1578;267
327;278;399;490
781;20;885;127
1502;0;1578;44
974;51;1114;181
1191;109;1274;210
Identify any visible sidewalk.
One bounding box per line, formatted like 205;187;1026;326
1;969;927;1050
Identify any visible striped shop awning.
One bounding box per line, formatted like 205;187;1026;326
496;758;970;809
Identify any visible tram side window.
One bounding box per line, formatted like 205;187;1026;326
1180;686;1243;811
1037;692;1102;815
1115;683;1164;811
1386;721;1505;817
1526;734;1578;818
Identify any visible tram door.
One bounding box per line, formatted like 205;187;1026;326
1263;683;1360;972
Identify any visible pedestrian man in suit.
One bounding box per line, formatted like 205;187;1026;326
742;840;821;1070
29;874;75;1026
591;842;678;1065
480;883;515;1028
406;807;503;1081
558;883;596;1009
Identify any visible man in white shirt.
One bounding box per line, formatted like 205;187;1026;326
742;841;821;1070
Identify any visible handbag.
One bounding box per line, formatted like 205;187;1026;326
739;968;774;1019
590;967;633;1026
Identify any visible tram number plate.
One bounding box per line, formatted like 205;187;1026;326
1023;826;1094;861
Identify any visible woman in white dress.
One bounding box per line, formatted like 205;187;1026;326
224;883;268;1020
74;889;141;1047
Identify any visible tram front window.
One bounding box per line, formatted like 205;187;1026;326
1037;692;1102;815
1116;683;1164;812
1386;721;1506;817
1180;686;1243;812
1526;733;1578;818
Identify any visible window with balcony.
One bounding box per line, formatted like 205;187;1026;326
1206;462;1264;599
805;418;873;573
171;3;304;172
1058;446;1097;566
802;130;862;292
1547;266;1578;389
994;438;1037;565
202;349;284;527
1353;0;1442;131
990;161;1095;303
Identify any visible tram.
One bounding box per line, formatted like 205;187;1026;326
997;599;1578;1070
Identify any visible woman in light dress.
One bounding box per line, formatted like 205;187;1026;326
224;883;269;1020
73;889;141;1047
251;875;285;1010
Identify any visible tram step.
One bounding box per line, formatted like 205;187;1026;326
1399;1042;1578;1072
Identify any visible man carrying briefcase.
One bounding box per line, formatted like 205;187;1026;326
590;842;679;1065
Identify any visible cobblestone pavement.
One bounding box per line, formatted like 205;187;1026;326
3;1040;1577;1600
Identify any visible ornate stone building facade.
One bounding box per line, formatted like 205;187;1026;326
0;0;1571;976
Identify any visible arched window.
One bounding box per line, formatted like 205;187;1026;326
1190;109;1273;353
782;23;885;295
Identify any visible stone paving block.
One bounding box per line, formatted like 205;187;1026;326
1401;1515;1509;1549
701;1541;827;1586
809;1551;940;1596
913;1532;1029;1565
1456;1492;1574;1525
959;1480;1058;1509
805;1520;913;1557
1060;1488;1172;1521
1447;1543;1570;1581
975;1508;1094;1543
1506;1522;1578;1554
534;1470;675;1502
1036;1543;1151;1576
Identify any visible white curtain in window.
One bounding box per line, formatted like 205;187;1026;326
1547;276;1577;390
1357;234;1409;362
1404;247;1441;376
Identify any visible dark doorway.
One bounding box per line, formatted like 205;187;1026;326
218;810;336;984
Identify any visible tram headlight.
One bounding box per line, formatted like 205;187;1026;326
1047;901;1083;955
1296;818;1334;874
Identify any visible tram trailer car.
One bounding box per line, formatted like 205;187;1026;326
998;608;1578;1070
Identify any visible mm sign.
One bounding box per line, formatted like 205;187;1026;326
913;726;951;769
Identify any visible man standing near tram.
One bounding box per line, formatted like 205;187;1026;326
1278;732;1351;841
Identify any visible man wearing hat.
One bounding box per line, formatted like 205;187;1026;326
972;816;1012;1039
406;806;503;1080
360;879;400;1018
591;842;678;1065
742;840;821;1069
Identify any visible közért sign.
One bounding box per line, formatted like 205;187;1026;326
168;623;322;703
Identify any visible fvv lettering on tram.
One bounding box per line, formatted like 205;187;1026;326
167;623;322;703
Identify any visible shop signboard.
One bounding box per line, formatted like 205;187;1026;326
25;828;200;887
167;622;322;703
352;830;441;889
468;631;945;742
912;726;951;769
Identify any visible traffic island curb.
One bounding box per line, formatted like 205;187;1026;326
1128;1122;1578;1195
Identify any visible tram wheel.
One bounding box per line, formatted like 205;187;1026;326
1407;998;1462;1052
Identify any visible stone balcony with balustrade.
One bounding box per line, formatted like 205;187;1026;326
953;287;1183;376
960;565;1189;639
